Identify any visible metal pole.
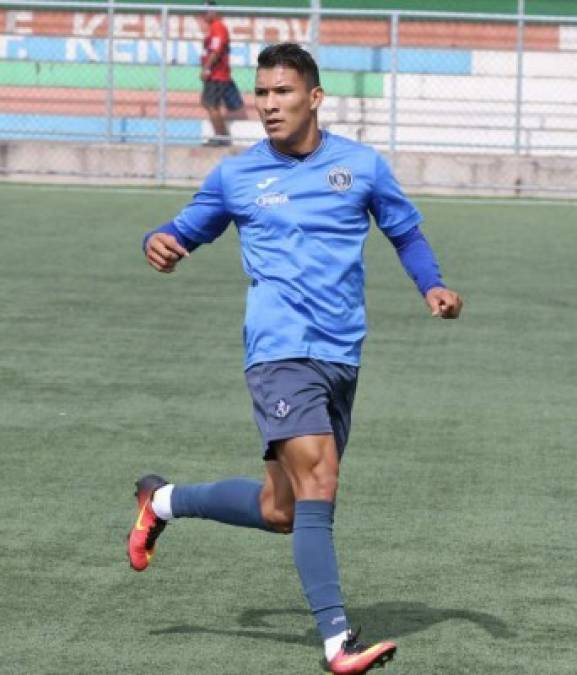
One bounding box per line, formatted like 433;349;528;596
105;0;114;142
157;5;169;184
514;0;525;154
389;12;399;167
309;0;321;61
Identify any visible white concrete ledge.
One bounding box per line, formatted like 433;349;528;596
1;139;577;198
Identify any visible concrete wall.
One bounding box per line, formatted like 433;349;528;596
1;139;576;198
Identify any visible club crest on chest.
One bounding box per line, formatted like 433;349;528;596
327;166;353;192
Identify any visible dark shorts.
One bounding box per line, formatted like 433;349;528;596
245;358;358;460
202;79;244;111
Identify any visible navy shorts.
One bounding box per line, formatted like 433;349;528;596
245;358;358;460
202;80;244;111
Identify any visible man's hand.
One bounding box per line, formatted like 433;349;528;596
425;286;463;319
145;233;189;273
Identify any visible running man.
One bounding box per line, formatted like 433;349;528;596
129;42;462;674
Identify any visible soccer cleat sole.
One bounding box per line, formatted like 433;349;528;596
372;643;396;669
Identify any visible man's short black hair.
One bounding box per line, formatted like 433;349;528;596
257;43;321;90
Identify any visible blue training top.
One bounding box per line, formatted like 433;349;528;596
149;131;435;369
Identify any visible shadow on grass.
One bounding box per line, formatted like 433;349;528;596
150;600;515;644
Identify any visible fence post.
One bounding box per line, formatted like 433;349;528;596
105;0;114;142
157;5;169;185
309;0;321;61
389;12;399;168
514;0;525;154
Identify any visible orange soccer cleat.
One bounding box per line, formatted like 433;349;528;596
127;474;168;571
328;628;397;674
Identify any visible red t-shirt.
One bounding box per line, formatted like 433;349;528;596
202;18;231;82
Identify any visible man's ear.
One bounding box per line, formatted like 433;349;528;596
310;86;324;111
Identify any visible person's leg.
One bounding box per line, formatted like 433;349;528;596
127;462;293;572
226;106;247;122
259;460;295;533
158;460;293;533
201;81;230;144
276;433;397;673
275;433;349;653
204;104;229;140
224;79;247;121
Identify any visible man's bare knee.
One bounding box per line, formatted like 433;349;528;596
301;471;339;502
261;503;294;534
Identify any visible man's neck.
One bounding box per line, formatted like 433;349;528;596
272;129;322;158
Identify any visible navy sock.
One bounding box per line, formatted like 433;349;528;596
293;500;349;641
170;478;272;531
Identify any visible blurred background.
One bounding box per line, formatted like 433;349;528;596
1;0;577;195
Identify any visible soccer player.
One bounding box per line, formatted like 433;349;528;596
200;0;244;146
129;43;462;674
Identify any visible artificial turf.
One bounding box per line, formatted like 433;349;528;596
1;184;576;674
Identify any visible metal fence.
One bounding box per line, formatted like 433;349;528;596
1;0;577;193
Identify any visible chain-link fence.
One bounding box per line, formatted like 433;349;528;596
1;0;577;194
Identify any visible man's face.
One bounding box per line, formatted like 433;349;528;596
254;66;323;150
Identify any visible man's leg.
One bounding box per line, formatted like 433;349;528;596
226;106;247;121
275;434;348;650
127;462;294;571
167;460;293;532
259;460;295;533
276;434;396;673
224;80;247;121
204;105;230;144
169;478;268;529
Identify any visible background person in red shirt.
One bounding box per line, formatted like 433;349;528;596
201;0;245;146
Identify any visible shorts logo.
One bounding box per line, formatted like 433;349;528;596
273;399;291;418
256;192;289;208
327;166;353;192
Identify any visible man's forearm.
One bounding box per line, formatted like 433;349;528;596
204;49;224;71
388;225;445;296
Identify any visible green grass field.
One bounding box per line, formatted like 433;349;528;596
1;184;576;674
